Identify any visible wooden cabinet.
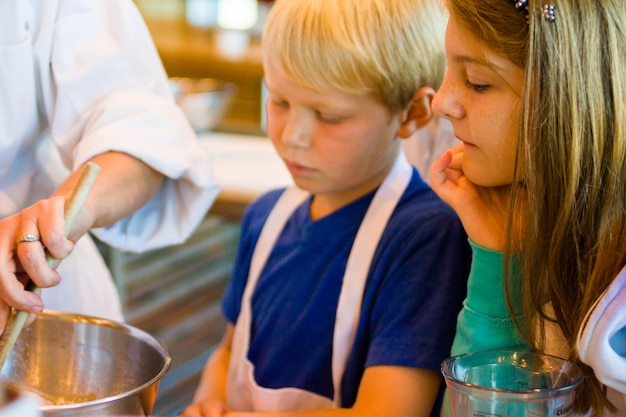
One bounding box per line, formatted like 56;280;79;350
96;214;240;416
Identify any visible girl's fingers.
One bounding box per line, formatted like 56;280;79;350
430;148;465;201
430;149;453;186
448;146;464;171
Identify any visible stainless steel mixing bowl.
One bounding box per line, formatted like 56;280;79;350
169;77;237;132
0;310;171;416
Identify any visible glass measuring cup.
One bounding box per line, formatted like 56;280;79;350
441;350;584;417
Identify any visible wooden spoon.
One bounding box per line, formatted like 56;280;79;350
0;162;101;370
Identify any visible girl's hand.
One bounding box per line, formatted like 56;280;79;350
430;144;512;251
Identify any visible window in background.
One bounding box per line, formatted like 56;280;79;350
186;0;258;30
135;0;185;20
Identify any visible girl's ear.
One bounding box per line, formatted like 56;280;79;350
397;86;436;139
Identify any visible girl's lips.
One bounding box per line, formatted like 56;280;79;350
457;136;476;147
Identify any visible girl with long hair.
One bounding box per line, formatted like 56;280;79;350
431;1;626;415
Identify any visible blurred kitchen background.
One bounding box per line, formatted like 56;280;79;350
94;1;285;415
137;0;270;135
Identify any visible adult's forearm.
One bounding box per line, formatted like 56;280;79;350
51;151;162;239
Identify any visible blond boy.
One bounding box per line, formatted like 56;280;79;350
182;1;470;416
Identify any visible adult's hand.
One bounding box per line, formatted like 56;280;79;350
0;195;76;330
430;144;513;251
0;152;162;332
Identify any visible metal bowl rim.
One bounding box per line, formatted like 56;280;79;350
18;310;172;411
169;76;237;95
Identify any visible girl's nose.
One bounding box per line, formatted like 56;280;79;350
432;78;464;121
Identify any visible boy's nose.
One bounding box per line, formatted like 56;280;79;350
283;113;312;148
286;131;312;148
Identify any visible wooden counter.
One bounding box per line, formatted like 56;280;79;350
200;132;292;218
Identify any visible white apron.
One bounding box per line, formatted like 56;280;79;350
226;150;413;412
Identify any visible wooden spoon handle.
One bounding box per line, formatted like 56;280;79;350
45;162;100;269
0;162;100;369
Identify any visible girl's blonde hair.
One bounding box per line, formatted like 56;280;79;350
262;0;447;114
446;0;626;414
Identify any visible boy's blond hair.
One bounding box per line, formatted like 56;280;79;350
262;0;447;114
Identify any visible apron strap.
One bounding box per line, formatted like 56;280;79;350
331;150;413;404
246;186;311;297
228;186;310;394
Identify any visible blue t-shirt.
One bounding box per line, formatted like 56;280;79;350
222;169;471;414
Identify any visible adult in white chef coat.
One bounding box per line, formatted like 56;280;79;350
0;0;220;327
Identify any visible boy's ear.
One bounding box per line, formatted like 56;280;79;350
397;86;436;139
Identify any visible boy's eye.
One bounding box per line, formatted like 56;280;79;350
317;112;343;124
465;80;490;93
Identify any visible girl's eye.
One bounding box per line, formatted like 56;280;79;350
465;80;490;93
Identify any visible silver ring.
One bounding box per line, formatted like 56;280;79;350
17;232;40;245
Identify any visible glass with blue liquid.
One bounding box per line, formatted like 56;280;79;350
442;350;584;417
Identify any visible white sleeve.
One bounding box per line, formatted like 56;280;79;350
577;265;626;410
37;0;221;251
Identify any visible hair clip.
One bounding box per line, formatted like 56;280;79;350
542;4;556;21
510;1;556;23
514;0;529;10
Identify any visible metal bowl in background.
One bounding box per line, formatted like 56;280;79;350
1;310;171;416
169;77;237;132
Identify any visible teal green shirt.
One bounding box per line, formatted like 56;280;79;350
450;240;529;355
442;241;530;417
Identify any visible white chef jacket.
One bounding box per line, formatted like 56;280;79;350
577;266;626;416
0;0;220;321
